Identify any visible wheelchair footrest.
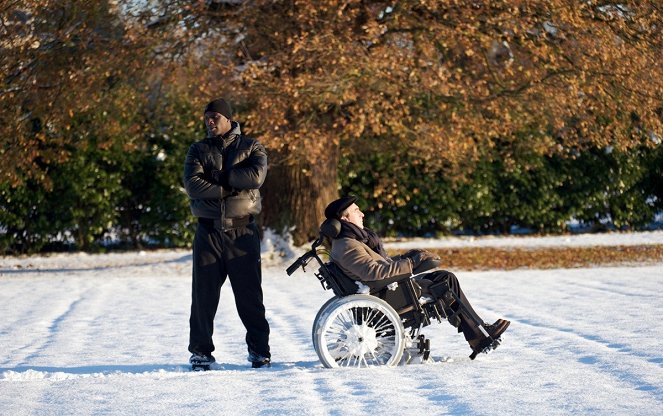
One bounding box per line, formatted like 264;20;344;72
469;336;503;360
401;334;433;365
417;334;431;362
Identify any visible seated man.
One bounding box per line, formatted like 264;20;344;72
324;196;510;359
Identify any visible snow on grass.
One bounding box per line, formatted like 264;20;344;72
1;232;662;415
385;229;663;249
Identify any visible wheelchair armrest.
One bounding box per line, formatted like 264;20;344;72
362;273;415;293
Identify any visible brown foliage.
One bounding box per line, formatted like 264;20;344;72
3;1;661;241
0;0;161;188
219;1;663;165
177;1;662;238
387;244;663;270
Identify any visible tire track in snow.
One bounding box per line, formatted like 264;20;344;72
5;283;94;368
263;274;390;413
263;280;327;360
562;278;662;301
303;365;457;415
0;278;94;416
258;278;335;413
263;270;458;414
0;294;55;365
493;309;663;403
463;266;663;408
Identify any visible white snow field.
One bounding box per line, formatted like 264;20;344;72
1;230;663;415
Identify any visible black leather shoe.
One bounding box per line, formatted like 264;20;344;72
484;319;510;339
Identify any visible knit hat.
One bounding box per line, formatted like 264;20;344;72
324;196;358;220
204;98;233;119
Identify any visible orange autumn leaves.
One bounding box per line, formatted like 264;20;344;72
388;244;663;271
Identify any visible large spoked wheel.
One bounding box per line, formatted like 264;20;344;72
312;296;342;356
312;294;405;368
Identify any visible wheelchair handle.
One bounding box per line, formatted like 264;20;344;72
286;251;314;276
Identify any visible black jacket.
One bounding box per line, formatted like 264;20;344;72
183;122;267;220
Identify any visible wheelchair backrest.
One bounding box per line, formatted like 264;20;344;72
316;218;356;297
318;262;361;297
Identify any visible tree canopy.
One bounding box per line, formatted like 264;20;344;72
1;0;661;251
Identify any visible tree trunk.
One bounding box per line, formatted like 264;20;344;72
260;146;339;246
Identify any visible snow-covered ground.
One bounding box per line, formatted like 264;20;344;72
385;229;663;249
1;231;662;415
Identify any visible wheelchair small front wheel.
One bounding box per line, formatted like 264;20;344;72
313;294;405;368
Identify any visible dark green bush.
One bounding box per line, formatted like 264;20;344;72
340;140;661;236
2;114;660;254
0;93;198;254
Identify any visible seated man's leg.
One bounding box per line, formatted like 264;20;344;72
418;270;484;340
417;270;510;357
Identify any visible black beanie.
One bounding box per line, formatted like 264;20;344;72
324;196;358;220
204;98;233;119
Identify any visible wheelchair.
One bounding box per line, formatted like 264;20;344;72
286;218;488;368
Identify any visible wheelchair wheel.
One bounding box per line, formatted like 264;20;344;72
312;296;342;356
312;294;405;368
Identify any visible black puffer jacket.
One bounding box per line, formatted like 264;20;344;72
183;122;267;220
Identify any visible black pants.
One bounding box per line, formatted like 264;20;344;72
418;270;485;342
188;221;271;359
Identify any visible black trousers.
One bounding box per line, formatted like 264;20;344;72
188;221;271;359
418;270;486;342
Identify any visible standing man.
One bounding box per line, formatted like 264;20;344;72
183;98;271;370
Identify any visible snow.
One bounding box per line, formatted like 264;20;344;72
385;229;663;249
1;232;662;415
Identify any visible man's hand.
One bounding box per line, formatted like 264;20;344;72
406;249;442;274
211;169;231;190
402;249;427;259
403;249;439;262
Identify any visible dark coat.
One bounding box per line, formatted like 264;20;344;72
183;122;267;220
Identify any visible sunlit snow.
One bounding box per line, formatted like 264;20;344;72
1;231;662;415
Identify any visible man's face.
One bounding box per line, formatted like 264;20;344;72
341;203;364;228
204;112;231;137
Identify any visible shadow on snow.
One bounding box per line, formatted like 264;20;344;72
0;360;322;377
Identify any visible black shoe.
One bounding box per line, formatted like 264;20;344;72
484;319;510;340
248;351;271;368
251;357;271;368
190;352;216;370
